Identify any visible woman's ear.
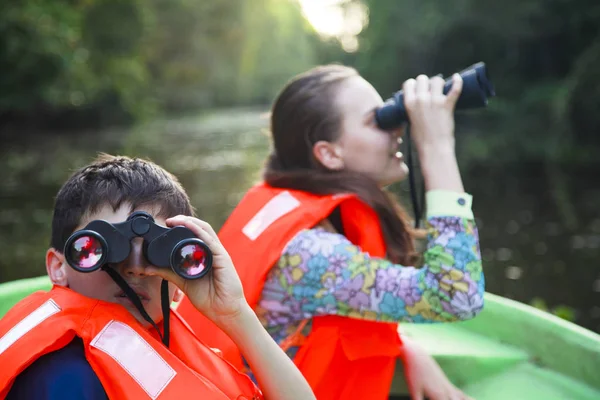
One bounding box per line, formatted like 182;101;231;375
312;140;344;171
46;248;68;286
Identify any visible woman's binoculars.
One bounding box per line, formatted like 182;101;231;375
64;211;213;280
375;62;496;130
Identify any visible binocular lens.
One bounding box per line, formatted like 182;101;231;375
65;215;214;279
69;235;104;270
172;242;209;278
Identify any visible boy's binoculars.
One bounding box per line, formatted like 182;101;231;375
375;62;495;130
64;211;212;280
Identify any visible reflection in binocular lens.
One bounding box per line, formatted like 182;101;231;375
70;236;103;269
174;243;207;277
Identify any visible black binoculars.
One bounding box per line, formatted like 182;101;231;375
64;211;213;280
375;62;495;130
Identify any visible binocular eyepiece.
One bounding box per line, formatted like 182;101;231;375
375;62;495;130
64;211;213;280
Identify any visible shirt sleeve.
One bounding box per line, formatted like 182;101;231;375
6;338;108;400
426;190;474;219
258;193;483;325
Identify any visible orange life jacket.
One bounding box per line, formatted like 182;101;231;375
0;285;262;400
177;183;403;399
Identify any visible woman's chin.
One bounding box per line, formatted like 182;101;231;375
379;163;409;187
398;162;409;178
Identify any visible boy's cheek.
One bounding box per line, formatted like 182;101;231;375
64;269;116;302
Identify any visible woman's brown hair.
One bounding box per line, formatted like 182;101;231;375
264;64;418;265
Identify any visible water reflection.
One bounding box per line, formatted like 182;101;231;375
1;107;599;333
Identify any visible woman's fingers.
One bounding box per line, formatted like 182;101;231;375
403;78;417;110
415;74;430;104
404;74;461;113
445;73;463;106
430;76;445;103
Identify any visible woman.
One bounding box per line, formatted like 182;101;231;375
178;65;483;400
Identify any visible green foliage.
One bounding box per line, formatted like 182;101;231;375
530;297;577;322
0;0;320;123
354;0;600;164
234;0;320;104
0;0;153;120
2;0;599;160
0;0;83;110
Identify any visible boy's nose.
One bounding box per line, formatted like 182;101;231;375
119;238;151;276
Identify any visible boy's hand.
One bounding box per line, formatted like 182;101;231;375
145;215;247;326
146;216;316;399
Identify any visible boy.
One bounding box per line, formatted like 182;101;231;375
0;154;315;400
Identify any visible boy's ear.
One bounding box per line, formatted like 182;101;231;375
46;248;68;286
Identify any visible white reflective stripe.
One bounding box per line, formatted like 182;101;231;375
0;299;61;355
242;191;300;240
91;321;176;399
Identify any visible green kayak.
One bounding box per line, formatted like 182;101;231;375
1;276;599;399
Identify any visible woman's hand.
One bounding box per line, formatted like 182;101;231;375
402;336;474;400
146;215;246;327
401;74;465;192
403;73;463;152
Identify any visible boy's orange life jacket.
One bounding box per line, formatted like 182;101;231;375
0;286;262;400
177;183;403;399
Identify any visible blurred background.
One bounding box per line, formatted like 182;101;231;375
1;0;598;333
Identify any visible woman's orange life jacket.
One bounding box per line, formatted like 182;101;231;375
0;285;262;400
177;183;404;399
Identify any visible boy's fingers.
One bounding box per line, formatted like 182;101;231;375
191;218;219;238
167;216;224;255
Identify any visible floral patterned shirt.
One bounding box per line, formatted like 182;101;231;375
254;191;483;358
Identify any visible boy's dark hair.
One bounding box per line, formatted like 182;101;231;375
51;154;194;251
